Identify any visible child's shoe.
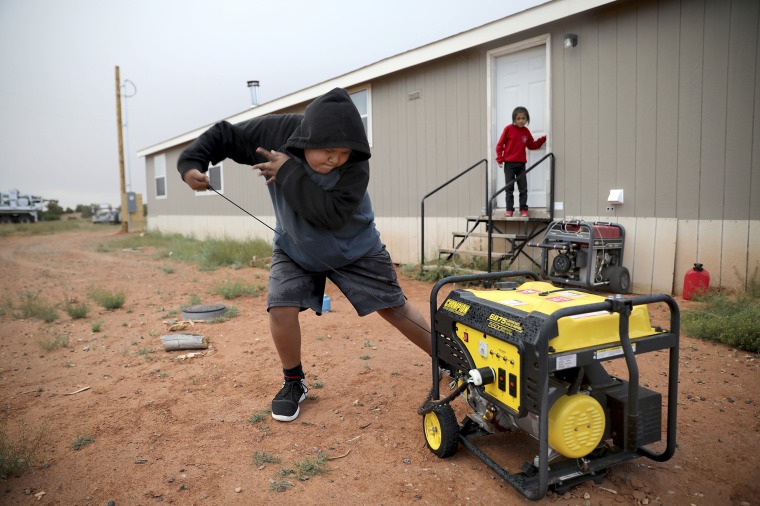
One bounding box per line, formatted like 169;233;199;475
520;210;529;217
272;378;308;422
505;210;514;217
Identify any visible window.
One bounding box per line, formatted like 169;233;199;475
349;88;372;146
196;163;223;196
155;154;167;199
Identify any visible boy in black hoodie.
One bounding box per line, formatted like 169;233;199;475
178;88;431;421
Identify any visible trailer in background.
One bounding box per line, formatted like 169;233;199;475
0;189;45;224
91;204;121;224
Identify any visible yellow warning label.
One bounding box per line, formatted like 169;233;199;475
487;313;523;335
443;299;470;317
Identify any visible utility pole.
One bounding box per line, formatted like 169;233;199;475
115;65;128;233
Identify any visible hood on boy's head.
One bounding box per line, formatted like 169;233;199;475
285;88;371;163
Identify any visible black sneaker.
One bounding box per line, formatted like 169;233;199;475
271;378;308;422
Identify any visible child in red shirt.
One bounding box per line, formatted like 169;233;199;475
495;106;547;217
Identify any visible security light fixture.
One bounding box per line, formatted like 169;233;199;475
564;34;578;48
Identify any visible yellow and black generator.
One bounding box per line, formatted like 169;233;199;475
420;271;679;501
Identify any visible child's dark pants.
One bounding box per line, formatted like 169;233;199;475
503;162;528;211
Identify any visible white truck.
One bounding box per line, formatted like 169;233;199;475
0;189;45;224
92;204;121;224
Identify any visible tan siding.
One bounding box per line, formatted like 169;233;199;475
674;220;699;294
634;2;658;218
564;24;583;217
755;13;760;223
580;19;600;217
370;82;392;216
651;219;678;293
422;68;440;207
697;220;724;286
631;217;656;293
698;0;730;219
750;222;760;284
654;0;680;218
597;13;618;217
148;214;275;242
552;31;566;216
676;1;704;220
721;221;750;290
616;11;637;219
616;217;636;285
724;1;759;219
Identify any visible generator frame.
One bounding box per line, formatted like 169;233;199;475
426;271;679;501
531;220;629;292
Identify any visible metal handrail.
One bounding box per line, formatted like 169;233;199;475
419;153;555;272
487;153;555;271
420;159;488;268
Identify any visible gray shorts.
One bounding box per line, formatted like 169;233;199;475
267;247;406;317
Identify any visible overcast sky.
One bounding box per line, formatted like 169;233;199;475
0;0;545;209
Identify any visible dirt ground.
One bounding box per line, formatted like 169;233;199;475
0;227;758;506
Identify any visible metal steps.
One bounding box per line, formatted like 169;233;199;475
439;213;550;271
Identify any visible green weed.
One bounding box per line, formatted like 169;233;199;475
0;420;47;479
38;334;69;351
88;286;125;309
71;435;94;451
253;450;280;466
210;305;239;323
64;300;90;319
0;219;91;238
269;479;294;492
682;268;760;353
90;320;103;332
109;232;273;270
136;348;156;360
403;261;488;285
249;410;271;424
278;451;331;482
14;292;58;323
212;279;262;299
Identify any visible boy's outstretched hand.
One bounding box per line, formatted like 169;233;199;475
253;147;290;185
183;169;210;191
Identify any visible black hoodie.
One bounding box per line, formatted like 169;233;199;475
177;88;382;271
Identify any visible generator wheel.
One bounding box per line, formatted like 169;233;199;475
423;404;459;458
607;266;631;294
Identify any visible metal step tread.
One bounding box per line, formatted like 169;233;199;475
452;231;525;240
439;248;514;259
466;215;553;222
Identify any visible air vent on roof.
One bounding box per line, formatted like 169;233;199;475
247;80;260;108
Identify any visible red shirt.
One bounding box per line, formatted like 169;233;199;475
495;124;546;164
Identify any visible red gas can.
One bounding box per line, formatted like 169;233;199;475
683;262;710;300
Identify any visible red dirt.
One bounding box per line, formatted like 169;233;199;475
0;228;758;505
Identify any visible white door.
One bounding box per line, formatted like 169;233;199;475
493;44;548;209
